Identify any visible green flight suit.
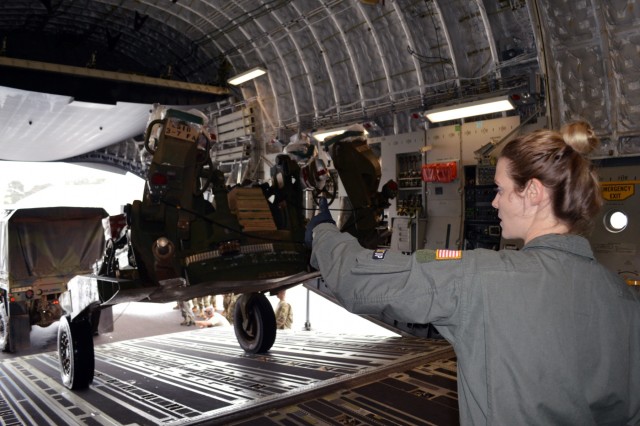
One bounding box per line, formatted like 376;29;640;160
310;223;640;425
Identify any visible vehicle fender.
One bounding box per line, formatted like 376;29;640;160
59;275;101;321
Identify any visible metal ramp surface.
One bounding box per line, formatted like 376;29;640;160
0;328;458;425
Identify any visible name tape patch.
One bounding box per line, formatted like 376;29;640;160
435;249;462;260
372;249;387;260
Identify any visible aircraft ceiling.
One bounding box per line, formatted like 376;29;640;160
0;0;639;163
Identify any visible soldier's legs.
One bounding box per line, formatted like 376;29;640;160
179;300;195;325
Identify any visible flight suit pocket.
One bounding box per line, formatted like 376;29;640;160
351;250;412;275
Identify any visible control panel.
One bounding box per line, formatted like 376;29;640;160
396;152;423;217
463;165;502;250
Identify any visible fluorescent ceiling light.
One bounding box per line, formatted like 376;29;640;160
313;129;347;141
424;96;514;123
313;127;368;142
227;66;267;85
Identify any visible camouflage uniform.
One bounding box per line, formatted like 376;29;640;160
222;293;238;324
275;299;293;329
178;300;195;326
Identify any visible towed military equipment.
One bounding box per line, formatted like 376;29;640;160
56;106;396;389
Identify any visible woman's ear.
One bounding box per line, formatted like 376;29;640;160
526;178;546;205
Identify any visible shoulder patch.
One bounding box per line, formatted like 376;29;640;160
372;249;387;260
415;249;463;263
435;249;463;260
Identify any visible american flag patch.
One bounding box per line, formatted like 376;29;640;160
435;249;462;260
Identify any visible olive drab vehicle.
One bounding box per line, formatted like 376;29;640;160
0;207;109;353
57;106;397;389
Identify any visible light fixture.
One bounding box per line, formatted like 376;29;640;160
313;129;348;141
424;95;515;123
313;126;369;142
227;66;267;86
604;210;628;233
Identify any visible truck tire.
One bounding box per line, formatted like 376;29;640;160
58;315;95;390
0;297;8;352
233;293;276;354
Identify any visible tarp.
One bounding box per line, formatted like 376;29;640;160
0;207;107;287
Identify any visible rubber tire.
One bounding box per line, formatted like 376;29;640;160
58;315;95;390
233;293;277;354
0;297;9;352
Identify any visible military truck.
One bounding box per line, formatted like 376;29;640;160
0;207;108;352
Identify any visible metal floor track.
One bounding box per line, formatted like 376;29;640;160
0;328;459;425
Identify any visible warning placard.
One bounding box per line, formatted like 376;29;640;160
601;181;636;201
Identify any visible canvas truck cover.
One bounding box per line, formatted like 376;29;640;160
0;207;108;289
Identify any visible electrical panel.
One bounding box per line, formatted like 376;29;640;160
475;164;497;186
463;165;502;250
390;217;427;253
396;152;423;217
423;181;463;250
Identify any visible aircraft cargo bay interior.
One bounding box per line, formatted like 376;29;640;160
1;1;639;425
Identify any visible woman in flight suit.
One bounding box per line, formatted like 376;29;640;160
306;123;640;425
